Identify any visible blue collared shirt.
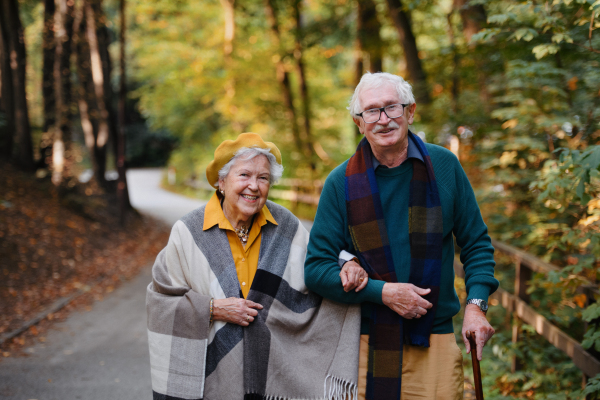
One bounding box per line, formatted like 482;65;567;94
372;133;423;169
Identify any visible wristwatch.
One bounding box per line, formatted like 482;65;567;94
466;299;488;315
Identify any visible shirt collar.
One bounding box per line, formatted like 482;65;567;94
372;133;424;170
203;191;278;231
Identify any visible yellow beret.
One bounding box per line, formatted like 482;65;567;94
206;132;282;188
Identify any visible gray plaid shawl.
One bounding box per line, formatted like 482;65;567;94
147;201;361;400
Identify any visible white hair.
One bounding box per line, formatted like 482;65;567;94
215;147;283;187
348;72;416;117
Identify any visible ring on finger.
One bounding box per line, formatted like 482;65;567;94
359;278;364;282
246;315;251;322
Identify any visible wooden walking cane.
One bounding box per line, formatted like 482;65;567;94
467;331;484;400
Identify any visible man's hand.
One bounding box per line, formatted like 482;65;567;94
339;261;369;292
382;282;432;319
462;304;495;361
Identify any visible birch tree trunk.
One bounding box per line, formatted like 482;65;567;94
74;0;107;186
220;0;235;59
52;0;76;186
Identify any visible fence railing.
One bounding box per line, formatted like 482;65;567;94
454;240;600;391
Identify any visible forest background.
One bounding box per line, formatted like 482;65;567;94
1;0;599;398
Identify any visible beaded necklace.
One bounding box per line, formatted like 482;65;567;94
234;225;250;246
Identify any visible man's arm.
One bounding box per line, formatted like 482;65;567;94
451;158;499;359
304;170;385;305
305;168;433;320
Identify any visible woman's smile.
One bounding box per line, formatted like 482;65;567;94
219;154;271;227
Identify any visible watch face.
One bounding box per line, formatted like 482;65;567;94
480;300;488;312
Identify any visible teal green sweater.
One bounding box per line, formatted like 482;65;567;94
304;143;499;334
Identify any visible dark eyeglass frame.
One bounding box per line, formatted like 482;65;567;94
356;103;410;124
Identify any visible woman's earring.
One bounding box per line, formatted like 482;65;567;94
220;189;224;196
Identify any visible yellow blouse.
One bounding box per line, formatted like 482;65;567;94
203;192;278;298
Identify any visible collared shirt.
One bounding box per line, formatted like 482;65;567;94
372;134;423;170
203;192;278;298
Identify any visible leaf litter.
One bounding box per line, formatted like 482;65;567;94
0;162;169;356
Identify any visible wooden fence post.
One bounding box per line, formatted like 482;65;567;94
512;260;531;373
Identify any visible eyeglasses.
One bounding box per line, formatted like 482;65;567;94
356;103;409;124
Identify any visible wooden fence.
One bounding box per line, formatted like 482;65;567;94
454;240;600;391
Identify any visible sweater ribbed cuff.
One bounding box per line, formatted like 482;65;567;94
466;284;491;303
362;279;385;305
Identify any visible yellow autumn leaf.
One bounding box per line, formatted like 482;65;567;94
578;215;600;226
587;198;600;212
502;119;518;129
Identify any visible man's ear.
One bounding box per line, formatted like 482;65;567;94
353;117;364;134
407;103;417;125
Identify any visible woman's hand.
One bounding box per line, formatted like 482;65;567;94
339;260;368;292
213;297;263;326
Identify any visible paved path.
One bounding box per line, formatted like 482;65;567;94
127;168;208;227
0;169;206;400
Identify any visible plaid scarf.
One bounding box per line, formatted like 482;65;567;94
345;132;443;399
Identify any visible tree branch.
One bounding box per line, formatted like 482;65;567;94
573;41;600;54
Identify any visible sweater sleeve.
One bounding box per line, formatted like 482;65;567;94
450;156;499;301
304;165;385;305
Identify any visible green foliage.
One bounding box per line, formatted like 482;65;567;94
466;0;600;397
583;374;600;399
127;0;361;183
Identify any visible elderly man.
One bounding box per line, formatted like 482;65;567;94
305;72;498;400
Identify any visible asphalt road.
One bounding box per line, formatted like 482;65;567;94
0;169;207;400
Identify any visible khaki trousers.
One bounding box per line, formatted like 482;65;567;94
357;333;464;400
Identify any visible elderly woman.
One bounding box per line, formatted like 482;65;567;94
147;133;365;400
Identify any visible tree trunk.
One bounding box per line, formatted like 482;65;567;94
41;0;57;170
454;0;486;44
84;0;112;172
446;13;459;116
52;0;76;186
292;0;318;163
97;23;120;175
0;18;15;160
357;0;384;73
453;0;490;112
0;0;34;171
74;0;107;186
220;0;235;59
354;39;364;139
264;0;303;155
385;0;431;104
117;0;132;223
